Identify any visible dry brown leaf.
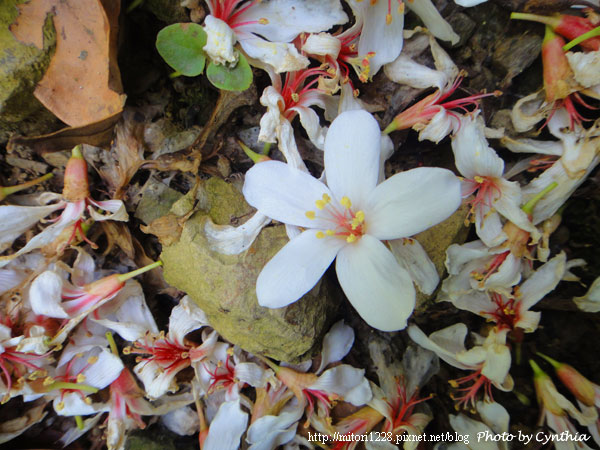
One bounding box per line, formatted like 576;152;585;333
10;0;126;127
100;221;135;259
7;111;121;154
95;110;146;198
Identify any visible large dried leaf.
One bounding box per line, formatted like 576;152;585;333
10;0;126;127
6;111;121;153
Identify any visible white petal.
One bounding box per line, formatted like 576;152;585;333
169;298;207;345
481;342;511;386
358;0;404;75
256;230;344;308
203;15;238;66
0;269;25;295
302;32;341;59
574;276;600;313
518;252;566;311
276;118;309;171
365;167;461;239
335;235;415;331
501;136;564;156
479;253;522;292
317;320;354;373
385;54;447;91
235;0;348;43
511;91;547;133
455;0;489;6
0;203;63;249
246;401;303;450
451;114;504;179
87;199;128;222
418;109;458;143
406;0;459;44
449;290;495;317
82;348;124;389
324;110;381;207
448;413;499;450
474;207;505;248
204;212;271;256
134;360;178;399
235;362;270;388
293;106;327;150
311;365;372;405
243;161;331;228
161;406;199;436
476;401;510;434
240;37;309;73
54;393;100;416
407;323;471;371
387;237;439;295
29;271;69;318
72;249;95;286
93;280;158;341
204;399;248;450
566;50;600;88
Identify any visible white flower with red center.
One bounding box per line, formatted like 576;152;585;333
259;67;338;158
447;253;567;336
0;324;51;403
451;114;538;247
202;0;347;72
243;110;461;331
345;0;458;77
129;297;217;399
199;344;271;401
29;261;161;347
301;29;375;86
384;76;501;143
408;324;513;410
44;346;123;416
365;342;436;445
0;146;128;267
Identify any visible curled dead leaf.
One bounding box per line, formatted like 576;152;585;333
10;0;125;127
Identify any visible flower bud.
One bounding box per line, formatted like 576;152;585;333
62;145;90;202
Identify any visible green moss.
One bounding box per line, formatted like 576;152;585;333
0;0;56;123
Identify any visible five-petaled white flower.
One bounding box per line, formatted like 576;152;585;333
242;110;461;331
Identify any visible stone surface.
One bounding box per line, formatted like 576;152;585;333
161;177;339;363
0;0;58;142
135;177;184;225
414;202;470;309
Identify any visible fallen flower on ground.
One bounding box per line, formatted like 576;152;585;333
243;109;461;331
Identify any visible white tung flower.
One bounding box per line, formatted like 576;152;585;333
243;110;461;331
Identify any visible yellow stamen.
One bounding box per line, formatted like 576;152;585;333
258;18;269;24
291;93;300;102
346;234;358;243
76;374;86;383
315;193;331;210
386;13;392;25
87;356;98;364
398;2;405;13
305;210;316;220
340;196;352;209
474;175;484;184
316;231;326;239
326;229;335;236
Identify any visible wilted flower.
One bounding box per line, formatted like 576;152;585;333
0;146;127;267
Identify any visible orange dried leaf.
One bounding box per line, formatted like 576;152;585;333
10;0;126;127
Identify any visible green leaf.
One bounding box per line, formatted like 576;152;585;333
206;52;253;91
156;23;207;76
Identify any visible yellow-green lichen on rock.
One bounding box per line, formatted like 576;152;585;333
161;177;340;362
0;0;58;142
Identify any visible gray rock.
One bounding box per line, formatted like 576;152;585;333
160;177;339;363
